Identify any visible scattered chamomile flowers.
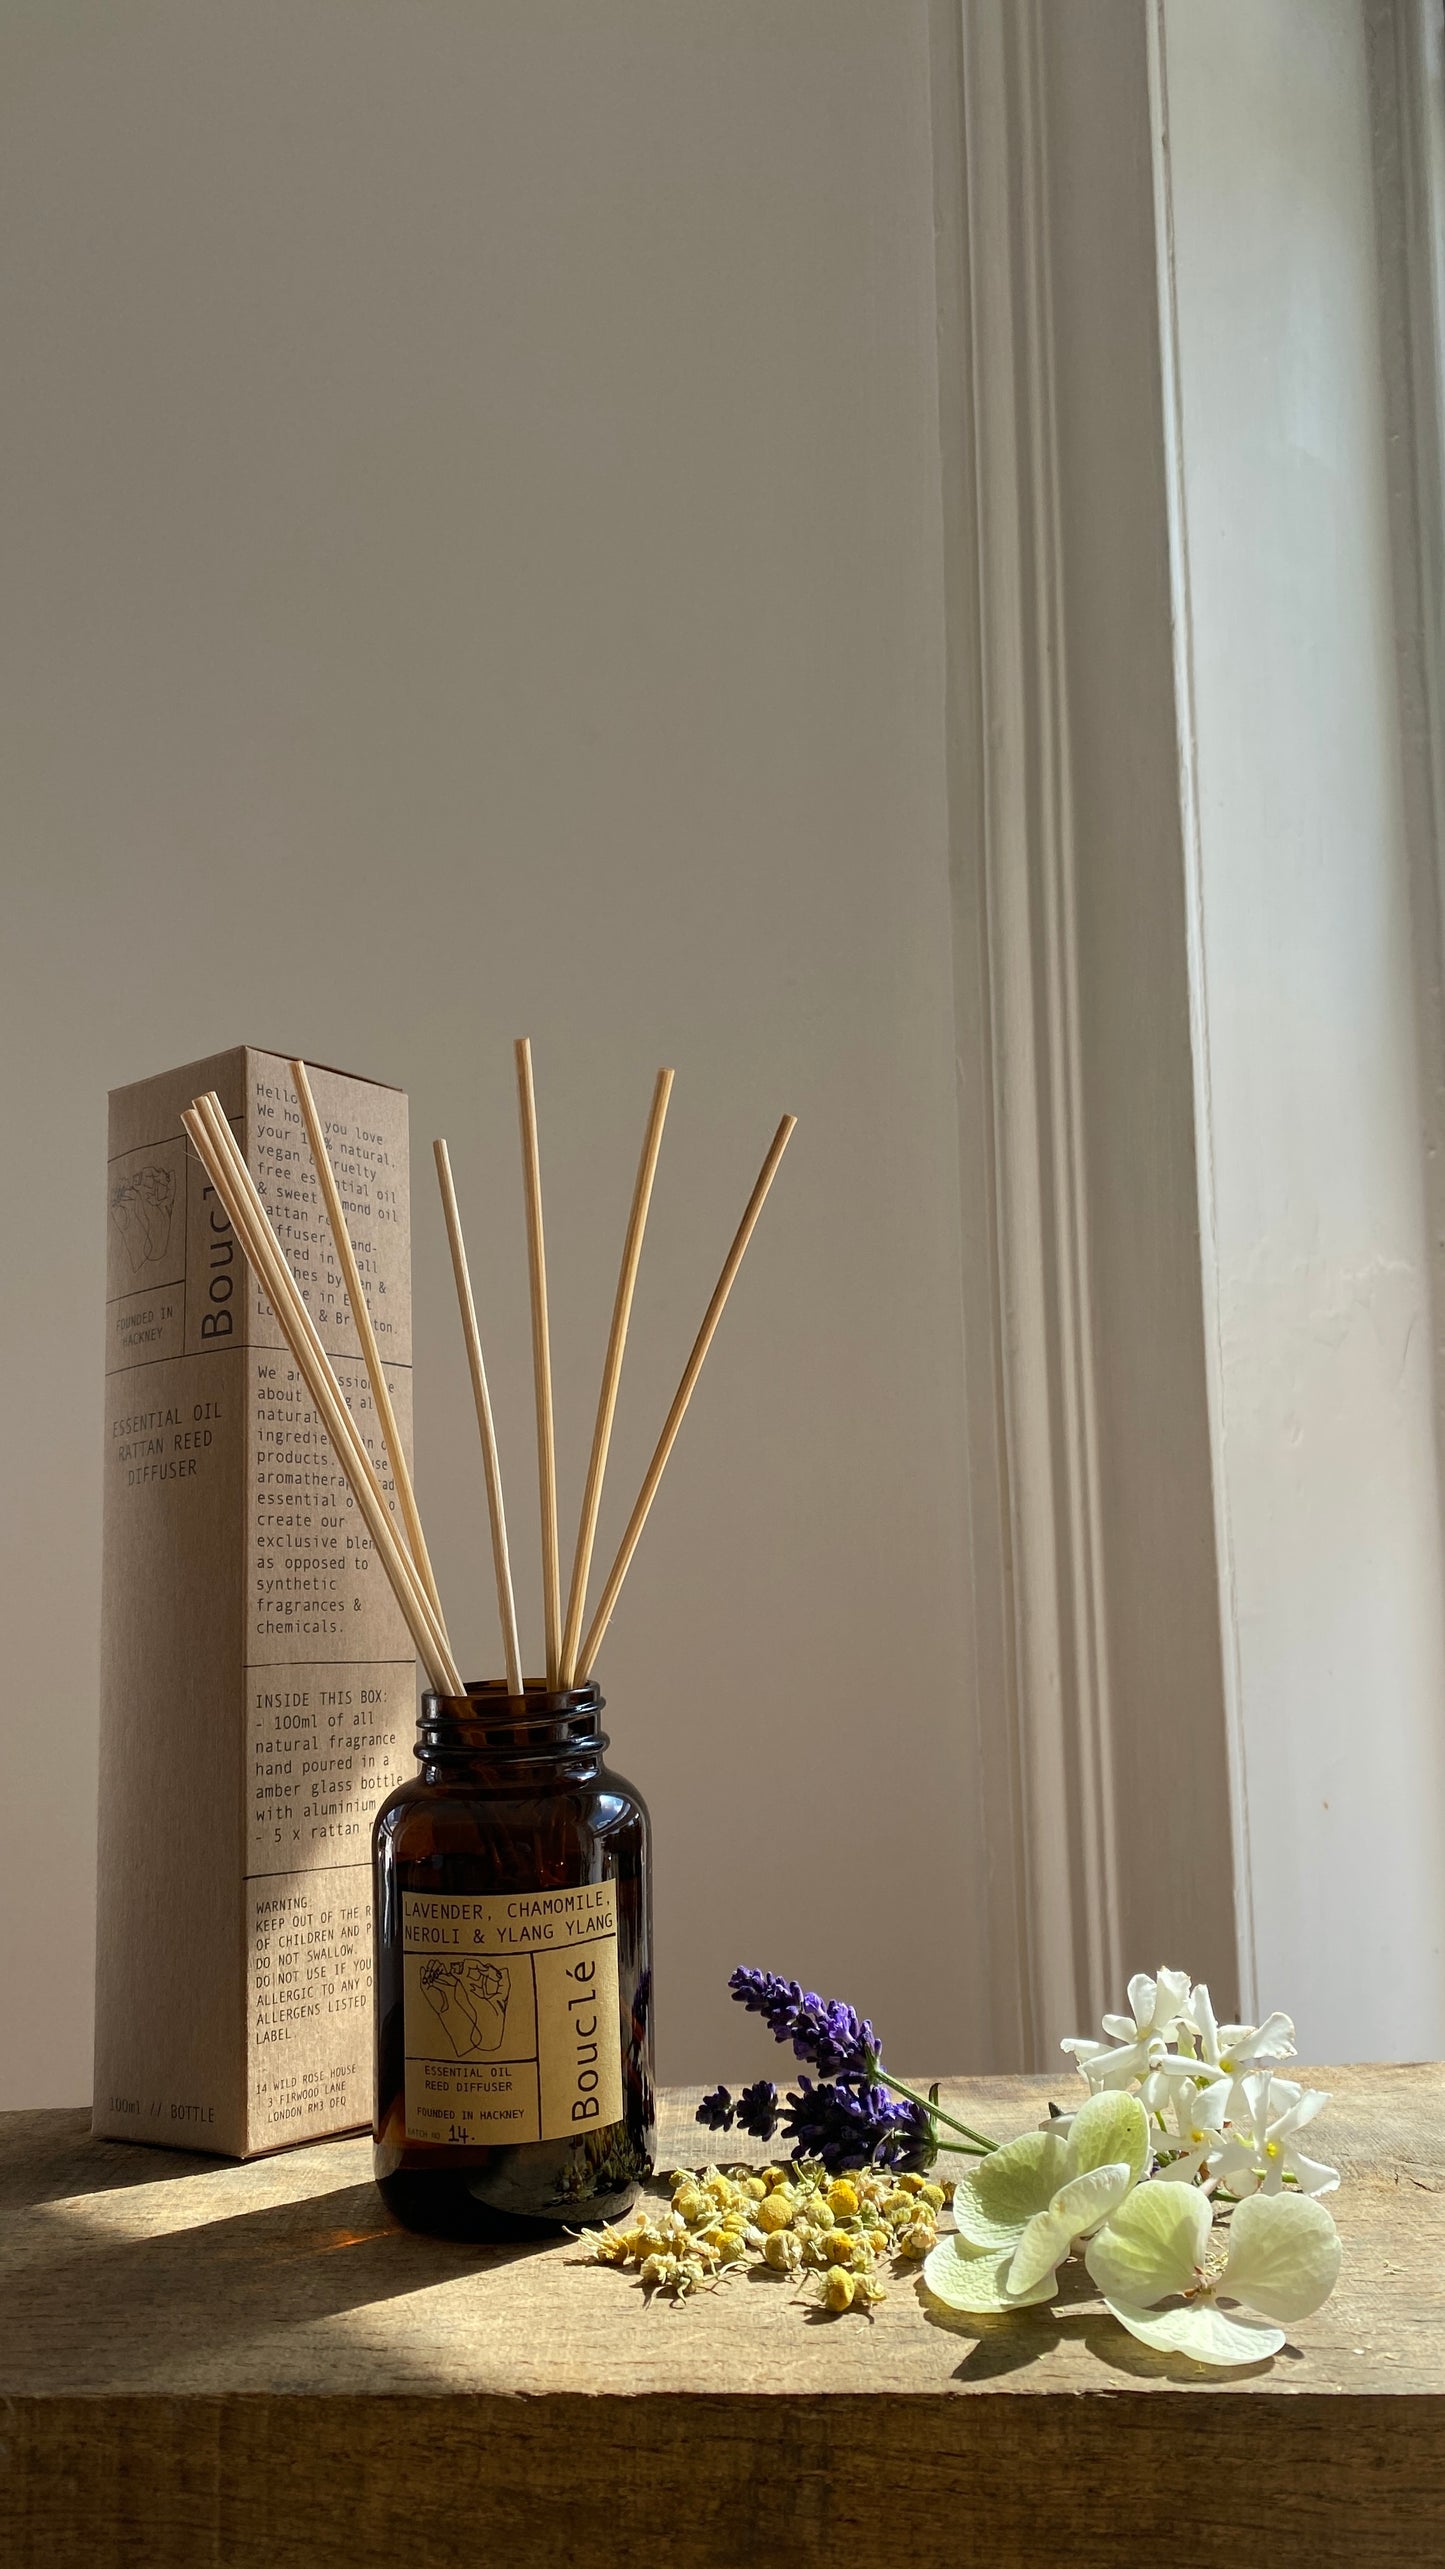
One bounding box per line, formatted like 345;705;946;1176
581;2160;953;2311
922;1967;1344;2366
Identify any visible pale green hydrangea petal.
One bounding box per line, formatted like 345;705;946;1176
1103;2296;1285;2365
1220;2190;1342;2323
922;2235;1058;2313
1064;2090;1149;2190
1083;2176;1212;2306
949;2128;1067;2252
1007;2162;1132;2294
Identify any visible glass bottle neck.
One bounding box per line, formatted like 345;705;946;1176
416;1679;607;1786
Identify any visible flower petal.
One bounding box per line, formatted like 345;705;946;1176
949;2128;1066;2251
1220;2190;1342;2323
1244;2010;1297;2060
1186;1983;1220;2058
1286;2150;1340;2197
1103;2295;1285;2366
922;2237;1058;2312
1125;1974;1157;2030
1083;2178;1212;2306
1271;2082;1329;2137
1153;1968;1193;2030
1065;2090;1149;2190
1008;2164;1132;2294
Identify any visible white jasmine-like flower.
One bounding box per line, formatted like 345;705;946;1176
1208;2071;1339;2198
924;2091;1149;2312
1083;2180;1341;2365
1150;2076;1229;2185
1062;1968;1192;2094
1160;1983;1297;2112
1036;2105;1078;2142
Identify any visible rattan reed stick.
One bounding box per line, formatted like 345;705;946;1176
183;1095;464;1696
559;1067;674;1687
434;1138;524;1697
290;1058;445;1627
576;1112;797;1681
188;1095;461;1692
515;1038;562;1688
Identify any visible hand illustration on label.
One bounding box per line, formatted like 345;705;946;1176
110;1165;177;1274
420;1959;511;2058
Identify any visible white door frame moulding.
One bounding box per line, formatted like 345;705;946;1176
1145;0;1259;2021
929;0;1118;2072
930;0;1238;2068
1366;0;1445;1525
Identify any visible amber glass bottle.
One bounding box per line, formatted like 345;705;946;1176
372;1680;653;2241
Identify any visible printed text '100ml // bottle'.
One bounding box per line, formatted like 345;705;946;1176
372;1680;653;2240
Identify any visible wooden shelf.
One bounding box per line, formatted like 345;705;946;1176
3;2065;1442;2565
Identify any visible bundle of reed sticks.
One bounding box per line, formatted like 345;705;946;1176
182;1049;794;1702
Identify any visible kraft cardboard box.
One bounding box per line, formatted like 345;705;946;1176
94;1047;416;2156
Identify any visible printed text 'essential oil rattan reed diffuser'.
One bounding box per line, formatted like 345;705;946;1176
183;1049;795;2240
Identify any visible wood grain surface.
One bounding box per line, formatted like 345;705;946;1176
2;2066;1441;2567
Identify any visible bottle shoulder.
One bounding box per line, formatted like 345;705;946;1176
373;1762;649;1859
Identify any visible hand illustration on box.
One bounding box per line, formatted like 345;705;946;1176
109;1165;176;1274
420;1959;511;2059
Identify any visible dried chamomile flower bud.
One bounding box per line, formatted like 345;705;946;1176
760;2164;789;2188
764;2230;803;2273
715;2228;750;2264
827;2180;861;2220
862;2224;889;2256
824;2266;856;2312
754;2194;795;2235
820;2230;856;2268
587;2225;632;2264
898;2174;927;2196
851;2270;888;2308
640;2252;681;2288
917;2183;946;2211
896;2221;937;2260
743;2175;770;2201
671;2180;707;2223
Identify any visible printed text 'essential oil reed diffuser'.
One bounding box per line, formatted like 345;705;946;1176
183;1048;795;2239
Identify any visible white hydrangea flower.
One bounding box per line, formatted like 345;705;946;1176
1207;2071;1339;2198
1083;2180;1341;2365
924;2091;1149;2312
1062;1968;1192;2095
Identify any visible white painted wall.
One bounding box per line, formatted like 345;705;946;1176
0;1;982;2108
3;0;1440;2118
1161;0;1445;2057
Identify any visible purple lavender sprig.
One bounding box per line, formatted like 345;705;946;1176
781;2076;933;2174
728;1969;878;2080
697;2079;781;2140
698;1965;1002;2167
699;2071;929;2171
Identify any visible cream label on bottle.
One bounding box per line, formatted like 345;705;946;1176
401;1881;622;2146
